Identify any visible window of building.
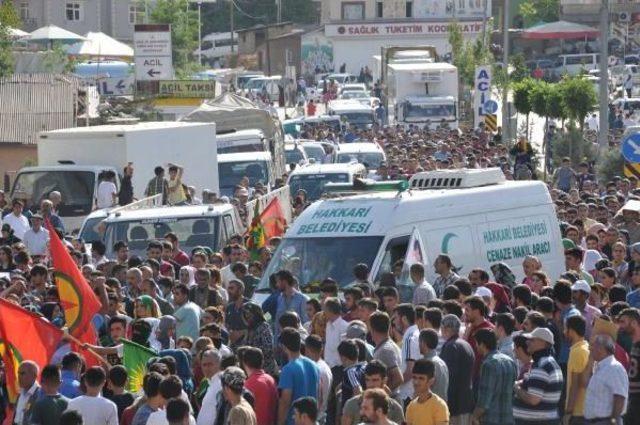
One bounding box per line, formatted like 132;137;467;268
129;3;147;25
66;2;83;21
341;2;365;20
405;0;413;17
376;0;383;18
20;2;29;20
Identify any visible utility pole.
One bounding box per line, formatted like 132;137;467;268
277;0;282;23
598;0;609;151
230;0;235;52
502;0;510;142
197;1;202;65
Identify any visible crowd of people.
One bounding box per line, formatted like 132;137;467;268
2;90;640;425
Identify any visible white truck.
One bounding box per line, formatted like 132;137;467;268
387;62;459;130
10;122;219;232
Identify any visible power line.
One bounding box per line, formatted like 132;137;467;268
231;0;266;21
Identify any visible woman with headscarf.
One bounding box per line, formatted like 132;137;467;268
583;249;603;277
40;302;65;327
611;241;629;286
179;265;196;287
490;262;517;289
133;295;161;351
521;255;542;290
241;302;277;376
485;282;511;314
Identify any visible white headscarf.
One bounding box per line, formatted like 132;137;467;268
583;249;603;273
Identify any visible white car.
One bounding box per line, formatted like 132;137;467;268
285;142;309;171
339;83;368;94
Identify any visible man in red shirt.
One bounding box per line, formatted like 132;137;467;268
463;295;495;379
165;232;190;266
241;346;278;425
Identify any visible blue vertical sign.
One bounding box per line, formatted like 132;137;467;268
474;66;491;128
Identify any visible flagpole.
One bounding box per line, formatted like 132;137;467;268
63;331;112;368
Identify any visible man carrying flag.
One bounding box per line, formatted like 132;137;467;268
0;298;63;422
246;198;287;259
45;220;107;367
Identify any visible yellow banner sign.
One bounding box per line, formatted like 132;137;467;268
158;80;216;98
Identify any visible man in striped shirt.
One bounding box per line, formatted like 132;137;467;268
513;327;564;425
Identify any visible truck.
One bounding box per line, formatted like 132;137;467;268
10;122;219;232
387;62;459;130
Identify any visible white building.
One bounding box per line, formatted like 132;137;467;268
319;0;489;74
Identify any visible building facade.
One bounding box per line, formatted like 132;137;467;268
237;22;303;77
9;0;154;41
319;0;489;74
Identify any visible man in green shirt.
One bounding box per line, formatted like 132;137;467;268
30;365;69;425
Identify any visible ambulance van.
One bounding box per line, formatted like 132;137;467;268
257;168;564;293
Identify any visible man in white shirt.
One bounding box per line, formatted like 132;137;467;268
393;303;421;405
220;245;247;288
583;334;628;424
148;398;196;425
304;335;333;422
323;297;349;368
410;263;436;305
66;366;118;425
586;113;599;132
13;361;41;425
96;170;118;209
196;349;223;425
3;199;30;239
22;214;49;257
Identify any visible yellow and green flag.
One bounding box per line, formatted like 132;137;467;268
122;338;156;392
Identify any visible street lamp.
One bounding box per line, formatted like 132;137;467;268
189;0;217;66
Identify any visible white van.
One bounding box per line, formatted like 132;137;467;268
335;142;386;171
103;204;242;258
287;162;367;202
328;100;376;130
258;169;564;293
555;53;600;76
218;152;276;197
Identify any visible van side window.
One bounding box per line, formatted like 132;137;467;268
223;214;235;242
373;235;410;283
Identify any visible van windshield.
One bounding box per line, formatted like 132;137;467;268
289;173;349;201
260;236;384;290
404;103;455;120
104;216;219;257
219;161;268;193
336;152;384;169
12;171;95;216
218;141;265;154
338;112;373;124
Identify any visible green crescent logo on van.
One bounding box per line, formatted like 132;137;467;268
441;232;463;271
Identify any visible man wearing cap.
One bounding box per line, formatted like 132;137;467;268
513;327;564;424
3;199;30;240
23;213;49;257
571;280;601;338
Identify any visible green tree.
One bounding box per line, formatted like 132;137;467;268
150;0;199;75
519;0;559;28
529;79;550;118
552;122;596;166
509;53;529;83
0;0;20;78
559;76;597;131
512;78;536;130
597;147;624;183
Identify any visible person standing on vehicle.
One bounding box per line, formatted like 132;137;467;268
145;166;169;205
625;72;634;98
118;163;134;206
96;170;118;210
167;163;188;206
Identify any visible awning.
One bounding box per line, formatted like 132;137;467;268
521;21;600;40
67;32;133;57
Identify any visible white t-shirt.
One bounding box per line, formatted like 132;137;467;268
398;324;421;401
66;395;119;425
96;181;117;209
147;409;196;425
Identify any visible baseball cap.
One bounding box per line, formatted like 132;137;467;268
522;327;554;345
571;280;591;294
474;286;493;298
345;320;368;339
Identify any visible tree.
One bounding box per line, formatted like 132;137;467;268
150;0;199;75
597;148;624;183
519;0;559;28
529;80;550;118
512;78;537;132
0;1;20;78
559;76;597;131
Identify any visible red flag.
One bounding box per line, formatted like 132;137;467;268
45;221;102;337
260;198;287;240
0;299;63;402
